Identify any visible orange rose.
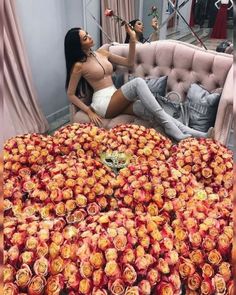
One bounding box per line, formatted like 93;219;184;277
92;268;103;287
37;242;49;257
200;279;215;295
62;225;78;240
3;283;19;295
218;234;230;255
139;280;151;295
174;227;187;241
187;272;201;290
123;264;137;285
179;259;195;279
212;274;226;294
3;264;15;283
218;262;231;282
49;242;60;259
189;232;202;248
109;279;125;295
157;258;170;274
98;236;111;251
50;256;64;275
15;264;32;288
26;236;38;251
90;252;105;269
208;249;222;266
60;243;72;259
147;268;160;286
202;263;214;278
105;248;118;262
121;249;135;264
55;202;66;216
79;278;92;294
105;260;120;278
80;261;93;278
33;257;49;276
87;202;100;215
46;274;64;295
28;275;46;295
92;288;108;295
124;286;139;295
189;250;204;265
156;282;175;295
113;235;127;252
165;250;179;266
202;237;216;252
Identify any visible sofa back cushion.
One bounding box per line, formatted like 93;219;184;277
107;40;233;100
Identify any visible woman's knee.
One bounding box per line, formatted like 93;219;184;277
133;77;145;85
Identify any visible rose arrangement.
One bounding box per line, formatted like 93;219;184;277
3;123;233;294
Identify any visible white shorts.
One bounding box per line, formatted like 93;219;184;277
90;85;117;117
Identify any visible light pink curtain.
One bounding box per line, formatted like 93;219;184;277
2;0;49;148
101;0;135;44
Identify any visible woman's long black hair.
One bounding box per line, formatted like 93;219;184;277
124;19;147;44
64;27;92;97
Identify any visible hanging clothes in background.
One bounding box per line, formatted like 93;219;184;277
211;3;228;38
194;0;207;27
207;0;219;27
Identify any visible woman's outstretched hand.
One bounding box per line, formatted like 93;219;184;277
151;17;159;31
87;108;103;127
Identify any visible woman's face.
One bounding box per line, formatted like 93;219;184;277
79;29;94;51
134;20;144;34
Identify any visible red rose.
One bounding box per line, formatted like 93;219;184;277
104;8;114;17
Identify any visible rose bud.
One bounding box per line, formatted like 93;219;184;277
45;274;65;295
104;260;120;279
156;282;175;295
200;279;215;295
55;202;66;216
108;279;125;295
90;252;105;269
79;278;92;294
8;245;19;264
37;242;49;257
48;242;60;259
218;234;230;255
187;272;202;291
50;256;64;275
202;263;214;278
105;248;118;262
202;237;216;252
87;202;101;216
189;250;204;265
189;232;202;248
11;232;26;247
218;262;231;282
20;251;35;265
51;232;64;246
165;250;179;266
25;236;38;251
179;259;195;279
157;258;170;274
4;264;16;283
124;286;139;295
3;283;19;295
122;264;137;285
33;257;49;276
16;264;32;288
208;249;222;266
138;280;151;295
28;275;46;295
80;261;93;278
63;225;78;240
212;274;226;294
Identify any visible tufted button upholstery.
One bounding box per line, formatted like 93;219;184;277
71;40;233;145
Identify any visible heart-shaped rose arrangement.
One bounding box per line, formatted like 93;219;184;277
3;123;233;295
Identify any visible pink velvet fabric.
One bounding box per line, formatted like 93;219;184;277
71;40;233;145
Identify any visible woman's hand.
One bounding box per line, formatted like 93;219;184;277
125;23;136;42
87;108;103;127
151;17;159;31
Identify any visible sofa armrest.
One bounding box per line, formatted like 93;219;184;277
214;66;233;145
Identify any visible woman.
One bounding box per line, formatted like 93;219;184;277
124;18;159;43
64;26;211;141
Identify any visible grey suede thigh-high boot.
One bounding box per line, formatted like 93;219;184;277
121;77;190;141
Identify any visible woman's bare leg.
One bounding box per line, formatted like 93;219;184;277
105;89;132;118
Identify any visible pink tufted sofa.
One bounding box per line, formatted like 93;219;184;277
70;40;233;145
